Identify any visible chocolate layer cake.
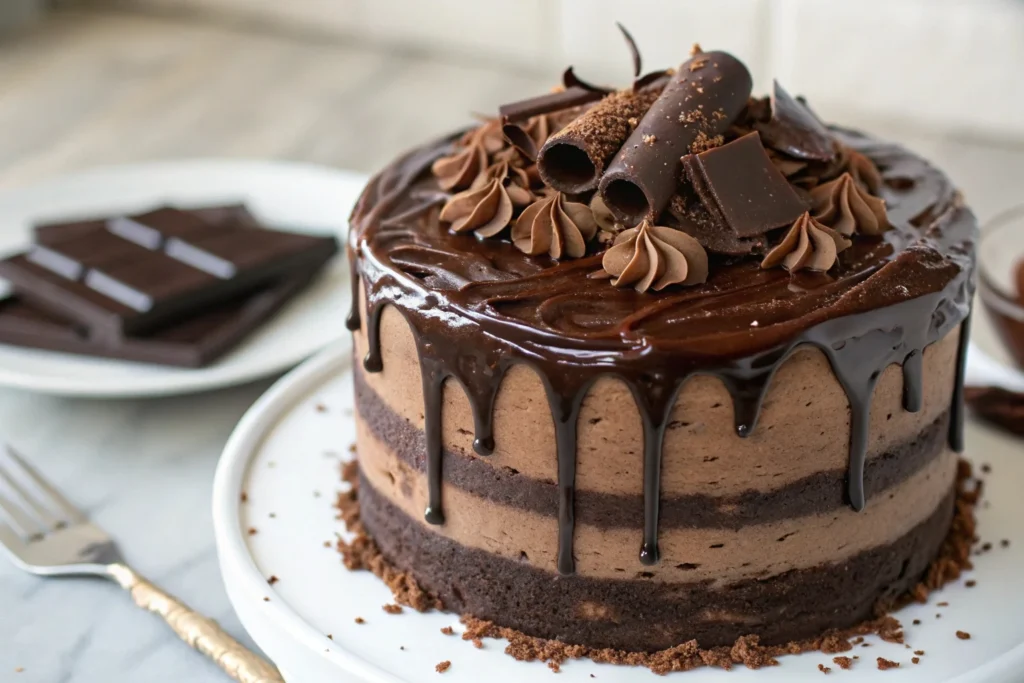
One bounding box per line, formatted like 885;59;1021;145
347;39;976;653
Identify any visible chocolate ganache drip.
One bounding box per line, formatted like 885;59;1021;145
347;38;977;575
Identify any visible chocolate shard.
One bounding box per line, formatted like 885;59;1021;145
598;51;753;226
755;80;837;162
499;86;604;125
537;87;662;194
616;22;642;79
682;132;809;238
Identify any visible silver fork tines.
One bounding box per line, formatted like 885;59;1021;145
0;444;284;682
0;446;80;539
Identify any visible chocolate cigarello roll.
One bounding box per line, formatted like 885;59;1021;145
537;88;662;194
599;51;753;225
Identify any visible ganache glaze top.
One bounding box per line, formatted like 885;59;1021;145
348;127;975;367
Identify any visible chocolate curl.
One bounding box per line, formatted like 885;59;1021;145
537;88;661;194
598;51;753;225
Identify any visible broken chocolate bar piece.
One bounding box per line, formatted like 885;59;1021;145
0;205;337;342
683;132;808;238
0;273;313;368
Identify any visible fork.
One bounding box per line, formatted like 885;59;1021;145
0;445;284;683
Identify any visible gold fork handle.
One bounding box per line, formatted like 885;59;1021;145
108;563;285;683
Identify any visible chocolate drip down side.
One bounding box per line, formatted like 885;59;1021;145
599;51;753;225
347;131;976;576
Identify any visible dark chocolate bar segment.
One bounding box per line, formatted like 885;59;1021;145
0;273;314;368
0;205;337;342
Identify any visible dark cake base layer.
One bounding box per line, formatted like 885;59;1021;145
359;472;956;652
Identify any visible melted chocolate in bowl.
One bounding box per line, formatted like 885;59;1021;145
348;127;977;575
978;205;1024;369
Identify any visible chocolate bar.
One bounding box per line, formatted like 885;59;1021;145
0;205;337;342
0;273;313;367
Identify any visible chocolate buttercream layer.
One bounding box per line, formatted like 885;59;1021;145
354;303;960;499
354;364;949;529
358;472;956;652
358;416;958;585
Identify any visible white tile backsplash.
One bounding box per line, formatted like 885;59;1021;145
771;0;1024;138
87;0;1024;139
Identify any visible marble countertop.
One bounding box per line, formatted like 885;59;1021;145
1;8;1024;683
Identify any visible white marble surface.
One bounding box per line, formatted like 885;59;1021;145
1;8;1024;683
0;378;279;682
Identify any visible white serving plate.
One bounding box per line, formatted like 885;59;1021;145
0;160;367;398
214;336;1024;682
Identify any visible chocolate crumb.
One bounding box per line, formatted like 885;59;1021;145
15;668;24;674
269;512;276;519
323;540;331;548
267;576;279;585
354;617;365;624
1002;539;1010;548
347;443;357;453
876;657;900;670
912;656;920;664
937;602;949;607
832;656;853;670
861;643;870;648
316;403;327;412
853;637;864;645
441;626;455;635
956;631;971;640
966;580;976;587
240;492;248;503
914;650;924;655
263;597;270;602
327;634;333;640
435;661;451;673
383;603;403;614
247;527;258;536
981;464;991;473
818;663;831;674
937;614;942;619
982;542;993;552
913;619;921;625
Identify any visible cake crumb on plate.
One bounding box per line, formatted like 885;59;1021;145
876;657;900;670
435;660;451;673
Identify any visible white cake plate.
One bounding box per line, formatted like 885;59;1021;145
214;330;1024;682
